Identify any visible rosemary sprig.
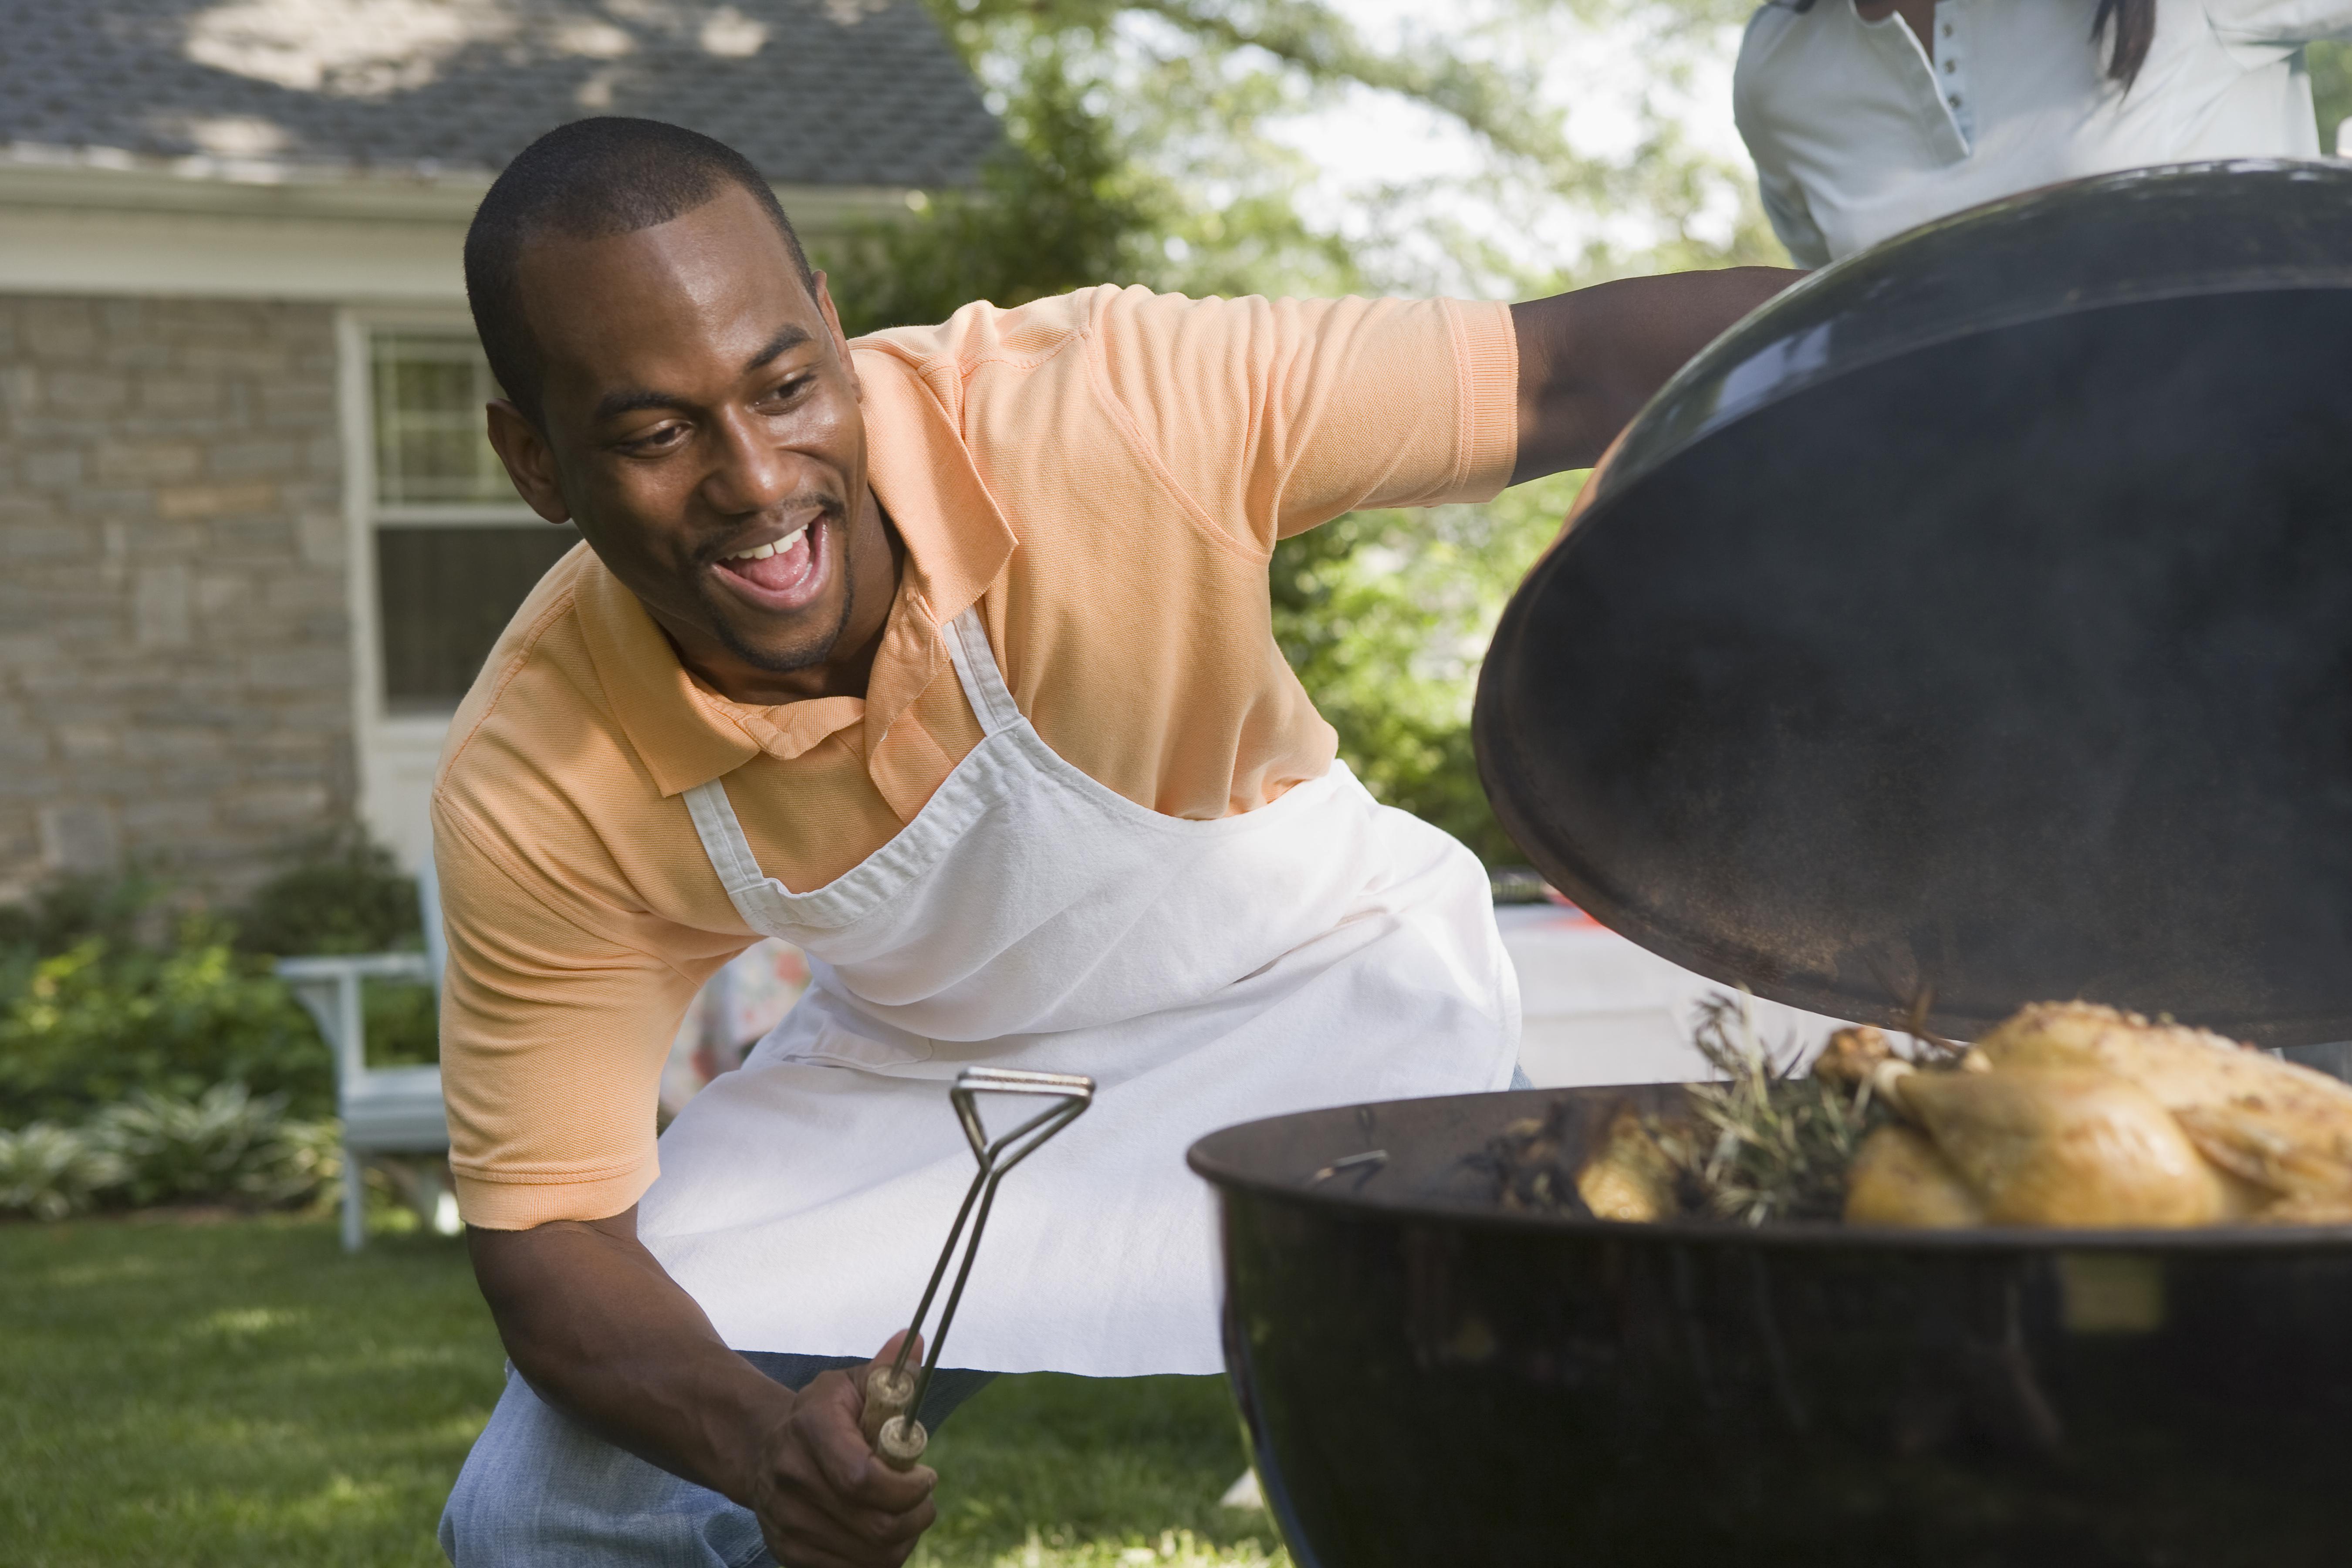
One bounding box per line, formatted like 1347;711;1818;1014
1649;991;1889;1227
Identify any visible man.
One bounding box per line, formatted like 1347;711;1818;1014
435;116;1793;1566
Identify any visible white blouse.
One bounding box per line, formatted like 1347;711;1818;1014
1734;0;2352;267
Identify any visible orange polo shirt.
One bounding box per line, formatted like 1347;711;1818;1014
434;284;1519;1228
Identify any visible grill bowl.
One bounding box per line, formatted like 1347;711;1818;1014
1191;1086;2352;1568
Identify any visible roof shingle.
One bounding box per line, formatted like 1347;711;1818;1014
0;0;997;187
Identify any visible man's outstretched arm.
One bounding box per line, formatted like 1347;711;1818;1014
1510;267;1802;483
468;1207;936;1567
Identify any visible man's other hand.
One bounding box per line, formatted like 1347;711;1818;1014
749;1335;938;1567
747;1332;937;1568
468;1211;938;1565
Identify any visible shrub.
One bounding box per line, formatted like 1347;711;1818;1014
0;1087;338;1220
1270;476;1582;865
234;833;421;960
0;1122;127;1220
236;835;440;1070
92;1085;331;1208
0;871;166;957
0;830;444;1129
0;930;332;1125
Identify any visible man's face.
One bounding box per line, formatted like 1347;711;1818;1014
492;184;874;683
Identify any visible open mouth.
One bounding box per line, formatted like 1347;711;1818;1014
712;520;826;612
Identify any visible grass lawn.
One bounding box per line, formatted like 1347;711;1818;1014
0;1215;1288;1568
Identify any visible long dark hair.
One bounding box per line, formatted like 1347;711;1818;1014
2091;0;2156;87
1786;0;2156;87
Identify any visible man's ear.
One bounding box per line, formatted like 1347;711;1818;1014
811;270;862;400
486;399;572;525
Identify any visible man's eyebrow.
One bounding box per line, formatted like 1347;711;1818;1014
587;327;814;423
591;387;692;423
744;323;813;373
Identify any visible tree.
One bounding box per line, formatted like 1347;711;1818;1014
822;41;1172;339
815;2;1777;864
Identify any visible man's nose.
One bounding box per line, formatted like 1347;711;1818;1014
703;409;792;514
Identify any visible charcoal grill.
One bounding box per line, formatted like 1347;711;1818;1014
1192;162;2352;1567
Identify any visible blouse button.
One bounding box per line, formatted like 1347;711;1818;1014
1949;94;1963;108
1945;58;1957;72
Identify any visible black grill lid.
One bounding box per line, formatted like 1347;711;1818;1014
1474;162;2352;1047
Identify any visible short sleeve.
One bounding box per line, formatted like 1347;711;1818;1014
1079;287;1520;551
434;800;722;1229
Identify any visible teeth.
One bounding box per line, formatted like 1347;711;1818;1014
724;525;807;563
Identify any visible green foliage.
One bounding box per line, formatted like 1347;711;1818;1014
911;0;1779;299
0;871;166;956
828;44;1169;337
237;833;441;1068
2315;41;2352;154
91;1084;338;1210
1654;994;1887;1226
234;831;422;960
0;1121;127;1221
0;932;334;1126
1270;474;1584;862
0;1087;339;1219
0;832;439;1132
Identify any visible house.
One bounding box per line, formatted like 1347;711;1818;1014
0;0;996;899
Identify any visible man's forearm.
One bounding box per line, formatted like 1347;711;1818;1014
469;1207;936;1565
467;1207;787;1502
1510;266;1803;481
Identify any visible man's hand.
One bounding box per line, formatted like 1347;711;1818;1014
467;1208;935;1566
1511;266;1804;482
745;1335;937;1568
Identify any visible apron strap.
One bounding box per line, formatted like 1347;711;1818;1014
941;607;1022;737
683;776;772;928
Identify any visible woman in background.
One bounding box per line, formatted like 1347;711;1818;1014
1735;0;2352;267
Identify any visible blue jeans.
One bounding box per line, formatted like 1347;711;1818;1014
439;1353;995;1567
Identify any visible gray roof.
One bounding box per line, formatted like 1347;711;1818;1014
0;1;997;187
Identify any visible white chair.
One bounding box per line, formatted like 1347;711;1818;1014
277;852;453;1251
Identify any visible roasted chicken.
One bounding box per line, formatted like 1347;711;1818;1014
1574;1104;1677;1222
1848;1002;2352;1228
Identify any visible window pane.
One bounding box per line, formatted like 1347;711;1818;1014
377;527;581;710
372;333;515;505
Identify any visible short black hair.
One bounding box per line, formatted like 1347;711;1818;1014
463;117;819;426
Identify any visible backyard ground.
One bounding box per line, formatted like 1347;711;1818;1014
0;1215;1289;1568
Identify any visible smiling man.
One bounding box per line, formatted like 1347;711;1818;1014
432;117;1794;1566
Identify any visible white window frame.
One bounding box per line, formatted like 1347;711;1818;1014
337;306;542;871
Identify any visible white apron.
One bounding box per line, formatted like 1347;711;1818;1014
637;608;1518;1375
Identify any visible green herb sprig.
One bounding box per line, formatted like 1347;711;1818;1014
1651;992;1891;1227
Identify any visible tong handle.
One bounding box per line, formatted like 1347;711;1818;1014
875;1415;929;1471
860;1363;916;1449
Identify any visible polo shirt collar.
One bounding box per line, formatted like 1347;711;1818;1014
576;343;1017;799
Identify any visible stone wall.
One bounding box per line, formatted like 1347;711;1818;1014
0;295;353;905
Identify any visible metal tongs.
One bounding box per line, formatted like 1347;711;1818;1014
861;1066;1094;1470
